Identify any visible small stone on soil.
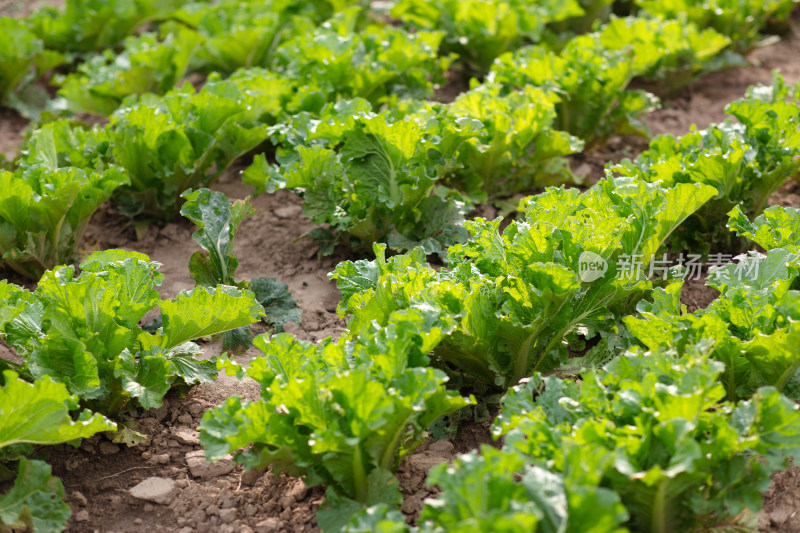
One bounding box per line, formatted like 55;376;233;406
177;413;193;425
147;453;170;465
255;518;281;533
185;450;234;478
407;451;449;472
287;480;309;502
98;441;120;455
129;477;177;505
70;491;88;507
427;440;455;454
274;205;300;219
74;510;90;522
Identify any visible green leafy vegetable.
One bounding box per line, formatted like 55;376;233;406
56;25;204;117
635;0;800;53
488;16;736;145
624;249;800;400
331;178;716;393
728;204;800;252
105;71;289;219
488;36;659;146
592;15;736;91
275;8;451;110
0;121;129;279
180;188;301;350
244;100;481;255
0;17;65;118
29;0;192;53
446;83;583;200
200;324;471;531
0;370;115;533
0;250;264;415
0;370;116;450
391;0;583;74
0;458;70;533
496;347;800;532
170;0;316;74
418;447;628;532
609;72;800;252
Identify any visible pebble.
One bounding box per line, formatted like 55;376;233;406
146;453;170;465
74;510;90;522
172;427;201;446
278;496;294;509
128;477;177;505
185;450;234;478
287;480;309;502
255;518;281;533
427;440;455;454
408;452;448;472
70;491;88;507
274;205;301;219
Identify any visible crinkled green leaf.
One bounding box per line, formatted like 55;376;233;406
636;0;800;53
56;25;204;116
446;83;582;200
0;158;129;279
107;71;287;219
0;370;115;449
199;329;471;515
610;72;800;253
391;0;582;73
276;9;450;108
253;100;480;254
181;188;256;286
729;204;800;252
334;176;714;392
1;250;234;416
496;347;800;532
29;0;194;53
113;349;174;410
158;285;264;348
0;458;70;533
249;277;302;331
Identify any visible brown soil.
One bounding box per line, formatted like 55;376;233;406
2;7;800;533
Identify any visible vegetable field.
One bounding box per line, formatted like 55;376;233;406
1;0;800;532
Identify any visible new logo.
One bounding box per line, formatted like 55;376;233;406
578;251;608;282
